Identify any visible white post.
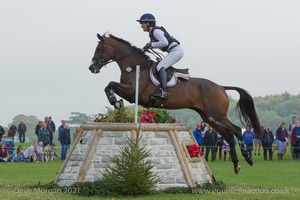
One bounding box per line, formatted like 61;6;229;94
134;65;140;123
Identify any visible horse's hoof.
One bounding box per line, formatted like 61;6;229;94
246;157;254;166
234;166;240;174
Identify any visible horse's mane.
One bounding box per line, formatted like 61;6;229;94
106;34;152;61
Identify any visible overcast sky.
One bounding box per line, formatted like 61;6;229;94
1;0;299;127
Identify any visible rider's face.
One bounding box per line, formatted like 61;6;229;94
140;22;149;32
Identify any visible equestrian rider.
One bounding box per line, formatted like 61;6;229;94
137;13;184;99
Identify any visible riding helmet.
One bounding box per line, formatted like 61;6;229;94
137;13;156;23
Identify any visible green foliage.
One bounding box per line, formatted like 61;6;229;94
97;106;176;123
162;180;227;194
100;136;161;196
98;106;135;123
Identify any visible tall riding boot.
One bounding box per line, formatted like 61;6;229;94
157;67;168;99
269;153;273;161
223;153;226;161
219;151;222;160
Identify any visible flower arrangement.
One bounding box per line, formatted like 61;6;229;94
140;108;176;123
188;144;204;158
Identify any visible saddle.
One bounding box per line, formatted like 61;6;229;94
150;63;190;87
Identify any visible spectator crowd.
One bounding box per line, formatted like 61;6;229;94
0;116;80;163
192;116;300;162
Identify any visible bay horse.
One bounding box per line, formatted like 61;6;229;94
89;33;261;174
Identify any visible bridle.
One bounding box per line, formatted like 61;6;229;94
91;39;115;69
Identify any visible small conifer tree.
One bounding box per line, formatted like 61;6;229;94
101;132;161;196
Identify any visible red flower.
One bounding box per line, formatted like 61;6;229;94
188;144;204;158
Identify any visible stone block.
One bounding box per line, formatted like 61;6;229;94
164;157;179;163
156;164;173;169
99;137;114;145
159;145;175;151
160;177;176;184
114;137;129;145
155;132;169;138
153;151;171;157
149;138;167;145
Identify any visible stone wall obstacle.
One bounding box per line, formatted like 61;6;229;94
55;123;215;189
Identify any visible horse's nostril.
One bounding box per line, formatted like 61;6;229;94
89;65;93;70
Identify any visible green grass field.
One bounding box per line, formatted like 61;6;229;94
0;143;299;200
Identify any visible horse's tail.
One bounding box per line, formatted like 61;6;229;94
223;86;261;135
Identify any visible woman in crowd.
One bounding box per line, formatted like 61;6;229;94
276;122;288;160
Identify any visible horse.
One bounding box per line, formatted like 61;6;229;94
89;33;261;174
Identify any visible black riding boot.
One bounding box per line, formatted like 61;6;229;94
157;67;168;99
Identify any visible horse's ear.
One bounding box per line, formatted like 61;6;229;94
97;33;103;41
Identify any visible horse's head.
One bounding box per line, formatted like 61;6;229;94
89;33;113;74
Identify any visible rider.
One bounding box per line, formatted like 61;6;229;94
137;13;184;99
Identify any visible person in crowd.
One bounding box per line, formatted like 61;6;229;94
35;120;43;139
253;126;262;156
23;141;38;162
216;133;224;160
137;13;183;99
222;138;231;161
193;124;203;148
44;116;53;145
203;125;218;162
17;121;27;143
242;125;255;158
49;116;56;143
60;124;71;160
260;125;274;161
0;142;8;162
276;122;288;160
8;124;17;140
38;122;50;147
288;116;298;158
12;145;25;162
58;120;66;159
291;122;300;160
199;121;207;152
0;124;5;142
36;141;44;162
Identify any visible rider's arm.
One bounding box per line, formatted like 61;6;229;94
151;29;168;49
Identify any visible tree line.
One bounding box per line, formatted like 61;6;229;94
3;92;299;142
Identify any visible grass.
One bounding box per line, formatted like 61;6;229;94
0;143;299;200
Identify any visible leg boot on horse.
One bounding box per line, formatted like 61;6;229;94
239;141;253;166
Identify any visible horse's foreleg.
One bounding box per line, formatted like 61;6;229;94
105;87;124;109
105;81;135;109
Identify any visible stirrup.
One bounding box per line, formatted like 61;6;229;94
153;89;168;99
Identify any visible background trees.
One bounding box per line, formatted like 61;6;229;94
2;92;300;142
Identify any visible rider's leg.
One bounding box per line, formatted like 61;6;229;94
156;46;184;98
158;67;168;98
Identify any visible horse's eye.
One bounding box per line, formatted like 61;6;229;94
96;48;102;51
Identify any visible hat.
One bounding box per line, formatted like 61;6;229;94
197;123;201;127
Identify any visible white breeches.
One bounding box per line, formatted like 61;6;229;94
157;45;184;71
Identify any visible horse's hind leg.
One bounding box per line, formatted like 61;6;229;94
204;118;241;174
229;122;253;166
